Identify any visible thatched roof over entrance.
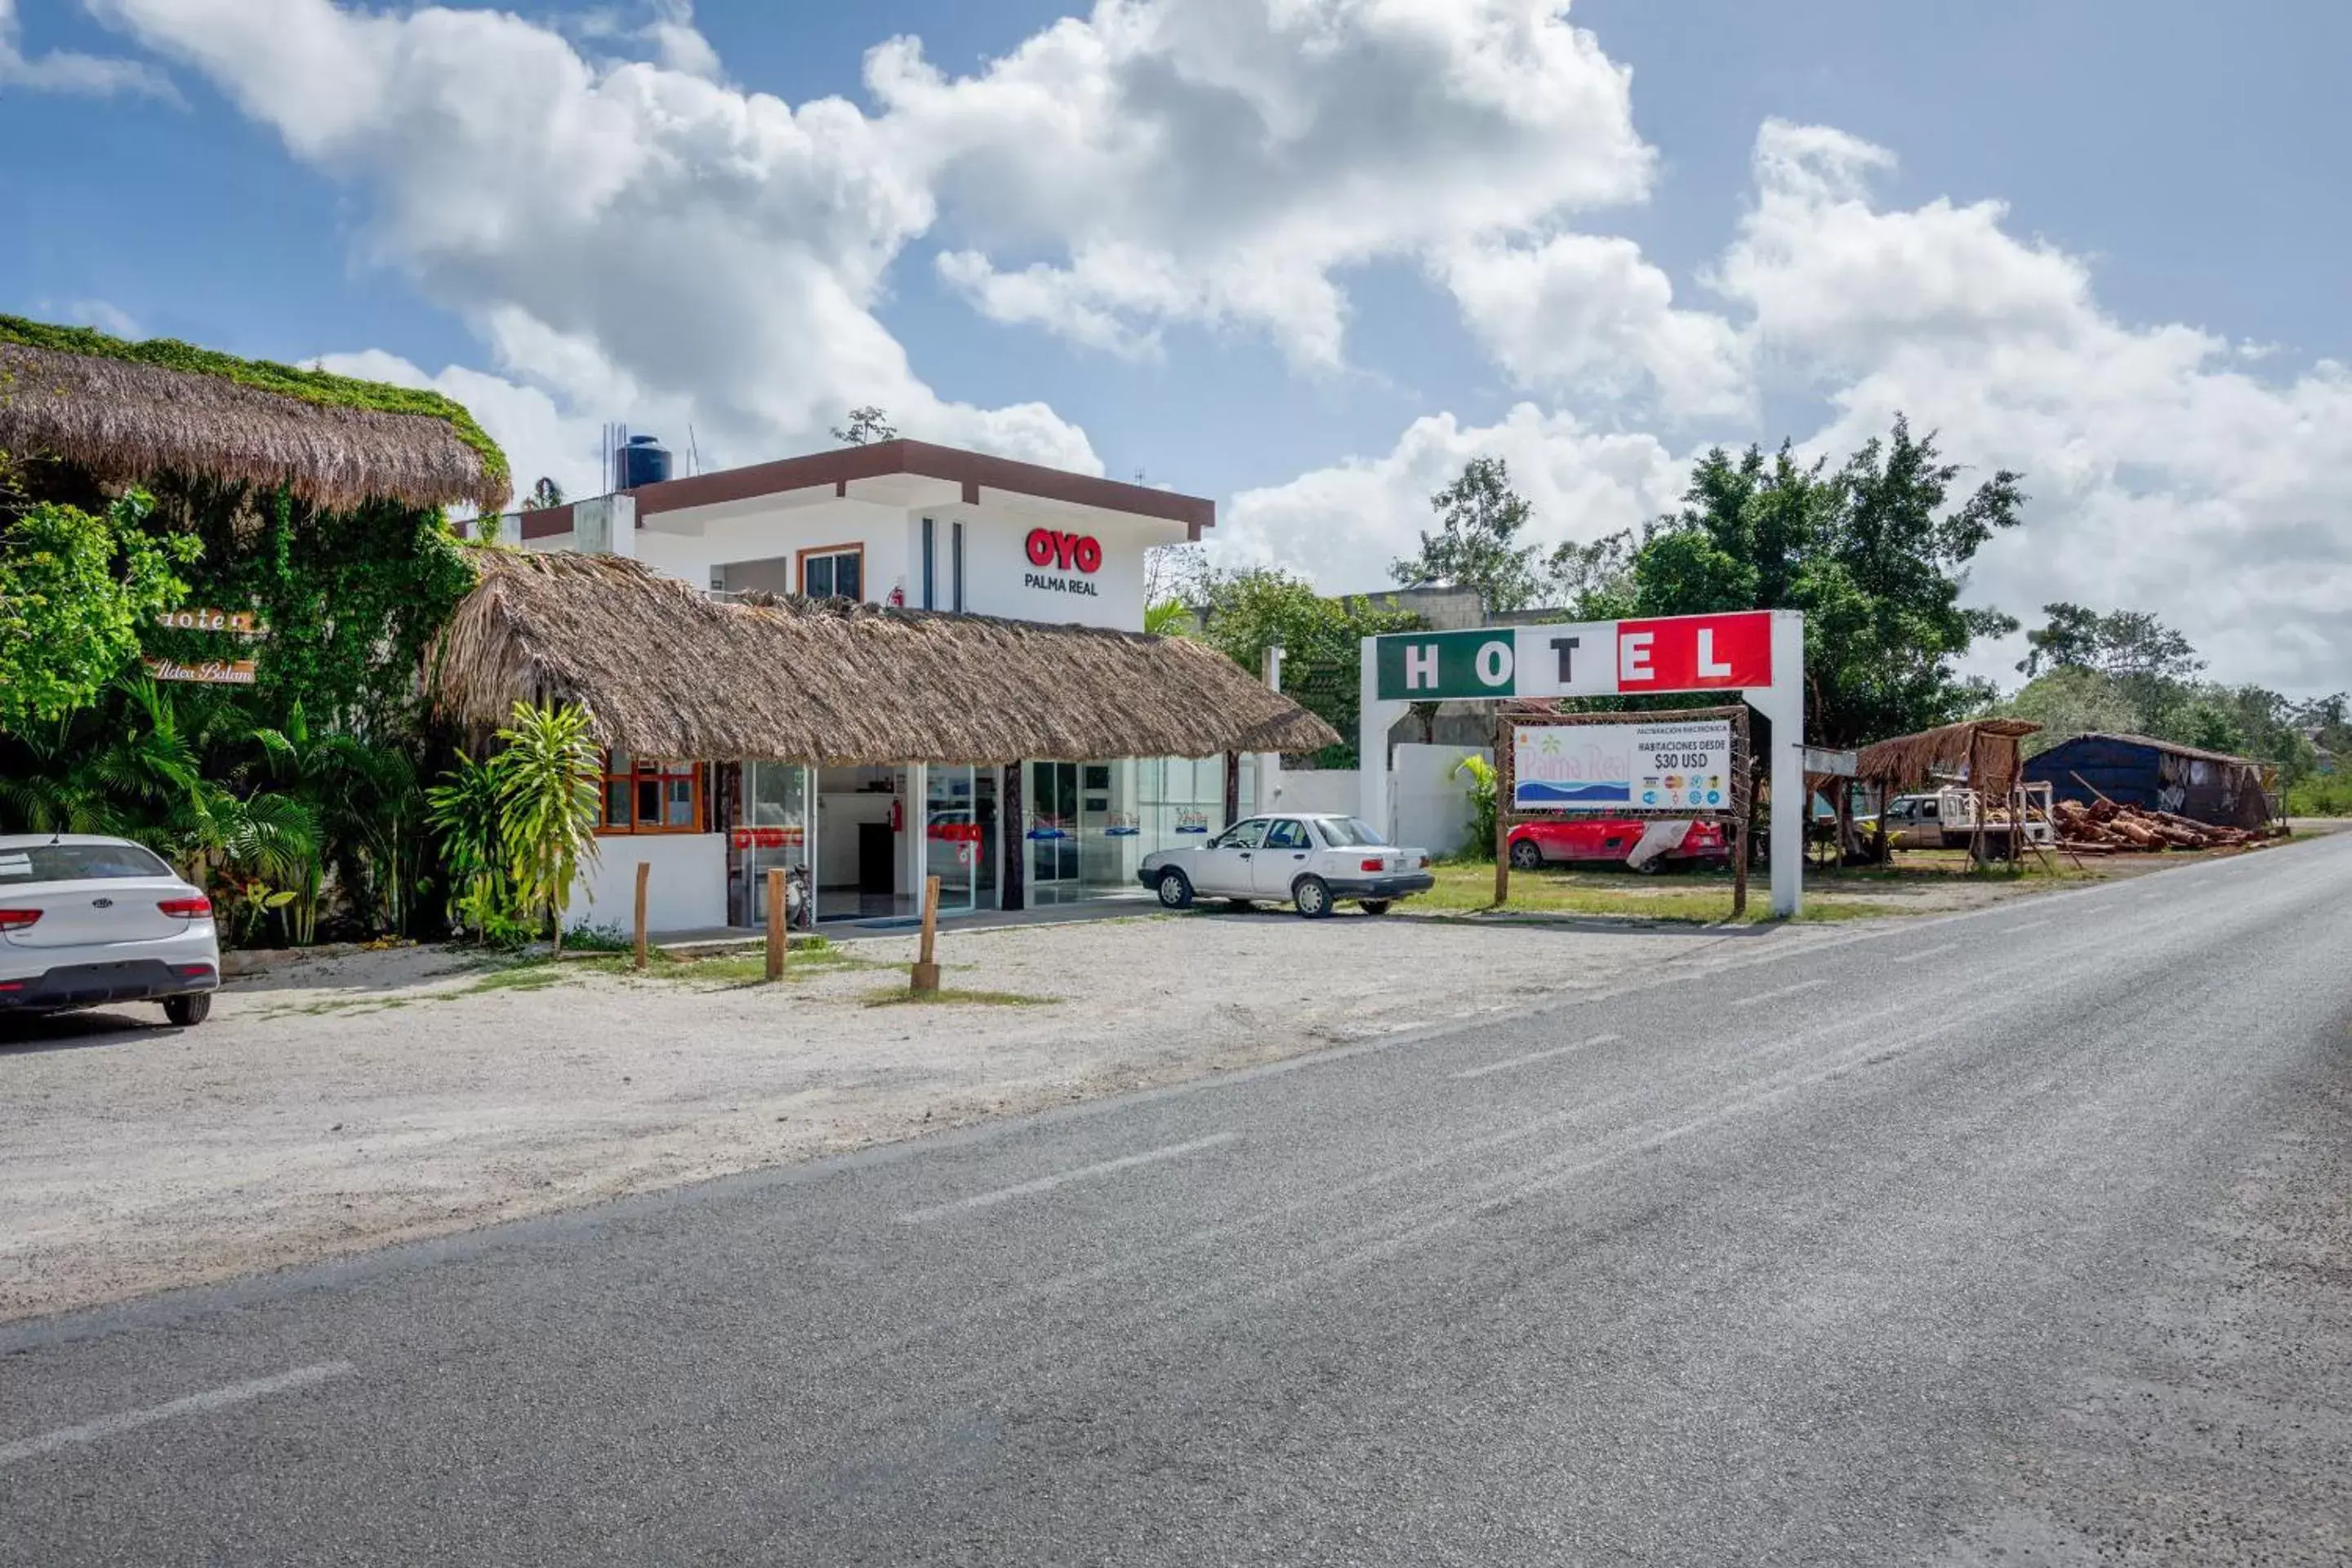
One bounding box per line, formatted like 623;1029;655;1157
0;316;510;512
430;550;1341;765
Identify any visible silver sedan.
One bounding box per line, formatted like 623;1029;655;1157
0;835;222;1026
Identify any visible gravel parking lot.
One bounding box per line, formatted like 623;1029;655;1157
0;906;1880;1321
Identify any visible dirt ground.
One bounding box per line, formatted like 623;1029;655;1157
2;835;2328;1323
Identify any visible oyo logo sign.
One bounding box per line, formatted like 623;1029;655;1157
1025;528;1102;575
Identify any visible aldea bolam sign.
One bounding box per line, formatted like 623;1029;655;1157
1374;611;1773;702
1358;608;1809;916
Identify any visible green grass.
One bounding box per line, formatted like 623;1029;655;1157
565;938;884;987
1414;862;1907;925
861;986;1059;1009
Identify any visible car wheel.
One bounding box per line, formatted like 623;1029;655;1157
1155;868;1194;910
1360;900;1393;916
1632;857;1664;876
1508;840;1544;871
1293;875;1333;919
163;992;212;1027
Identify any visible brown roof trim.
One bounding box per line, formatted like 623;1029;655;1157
623;439;1215;538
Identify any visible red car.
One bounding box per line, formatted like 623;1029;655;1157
1506;817;1731;873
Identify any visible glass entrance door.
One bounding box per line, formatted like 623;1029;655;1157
1028;761;1080;889
925;764;978;915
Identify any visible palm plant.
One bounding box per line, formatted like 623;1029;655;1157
425;751;510;942
491;701;604;954
248;700;424;942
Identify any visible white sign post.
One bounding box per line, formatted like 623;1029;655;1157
1359;609;1807;917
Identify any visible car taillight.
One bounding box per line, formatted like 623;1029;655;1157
0;909;40;931
1361;858;1387;872
158;896;212;919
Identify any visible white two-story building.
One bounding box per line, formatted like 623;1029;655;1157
468;439;1309;933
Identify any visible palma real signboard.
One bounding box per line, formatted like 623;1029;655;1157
1359;608;1807;916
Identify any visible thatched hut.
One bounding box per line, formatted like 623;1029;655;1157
432;550;1339;928
0;314;508;513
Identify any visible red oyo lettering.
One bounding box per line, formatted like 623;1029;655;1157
1614;612;1772;689
1023;528;1104;575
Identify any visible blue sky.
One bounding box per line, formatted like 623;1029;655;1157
4;2;2348;689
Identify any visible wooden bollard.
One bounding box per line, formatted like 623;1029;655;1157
633;861;650;971
765;867;786;982
911;874;942;994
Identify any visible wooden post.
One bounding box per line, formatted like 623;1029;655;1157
765;867;786;982
911;874;942;993
633;861;650;971
1731;818;1750;918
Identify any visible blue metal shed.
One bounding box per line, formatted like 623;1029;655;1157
2022;733;2273;829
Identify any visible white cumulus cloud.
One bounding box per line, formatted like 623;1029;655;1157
86;0;1100;477
875;0;1655;370
2;0;174;97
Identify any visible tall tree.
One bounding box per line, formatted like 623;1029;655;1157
831;406;897;446
1195;566;1421;768
2016;603;2204;736
1627;418;2025;747
1391;457;1543;613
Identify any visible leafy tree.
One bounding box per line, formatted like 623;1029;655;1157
522;476;565;510
491;701;604;954
1996;666;2142;755
1544;530;1637;620
2016;602;2203;736
1194;566;1422;767
0;492;196;732
831;406;897;446
1392;457;1543;613
1628;420;2025;749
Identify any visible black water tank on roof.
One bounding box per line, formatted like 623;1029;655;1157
616;434;672;489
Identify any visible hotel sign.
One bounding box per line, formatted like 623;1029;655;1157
1373;611;1772;702
144;657;257;685
154;607;269;636
1512;719;1735;813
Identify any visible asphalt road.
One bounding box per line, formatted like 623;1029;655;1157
6;837;2350;1566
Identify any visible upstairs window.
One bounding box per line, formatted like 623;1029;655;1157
599;752;706;835
799;545;864;601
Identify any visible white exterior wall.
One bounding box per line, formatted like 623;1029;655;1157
623;493;1161;630
570;835;728;936
1258;746;1484;857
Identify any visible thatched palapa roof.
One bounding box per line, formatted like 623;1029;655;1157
431;550;1340;764
0;315;510;512
1842;718;2043;796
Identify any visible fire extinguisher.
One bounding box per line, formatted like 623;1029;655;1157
889;797;903;834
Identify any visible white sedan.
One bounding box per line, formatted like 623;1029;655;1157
0;835;221;1026
1139;813;1435;918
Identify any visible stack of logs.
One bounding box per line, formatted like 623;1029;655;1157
2054;798;2277;854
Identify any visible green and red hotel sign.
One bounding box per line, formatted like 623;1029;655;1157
1372;612;1774;703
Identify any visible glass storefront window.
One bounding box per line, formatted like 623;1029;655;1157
742;762;812;927
925;764;978;915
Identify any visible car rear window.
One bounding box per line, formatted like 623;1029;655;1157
1314;817;1391;848
0;844;173;882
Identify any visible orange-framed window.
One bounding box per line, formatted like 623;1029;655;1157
797;543;865;601
599;752;706;835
